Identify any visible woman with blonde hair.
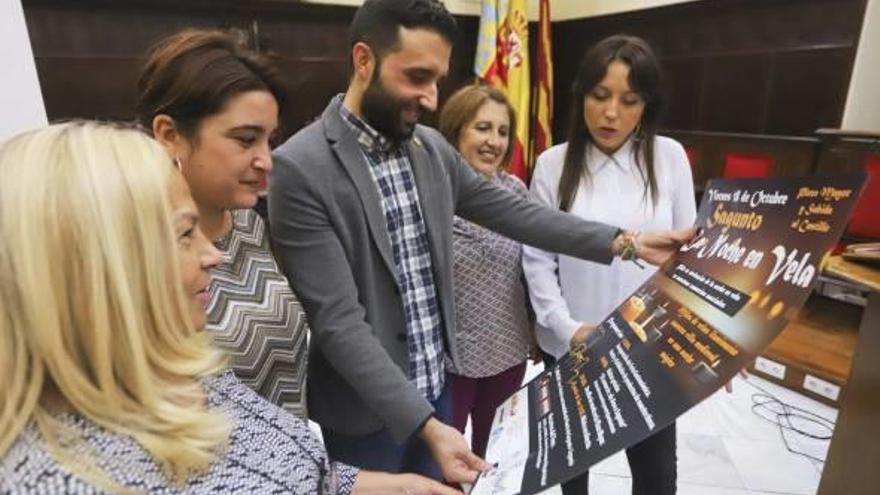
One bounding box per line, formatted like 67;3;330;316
438;84;534;459
0;121;461;495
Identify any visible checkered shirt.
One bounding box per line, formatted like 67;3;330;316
340;103;445;401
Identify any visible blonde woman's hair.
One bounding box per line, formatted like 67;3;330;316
0;122;228;488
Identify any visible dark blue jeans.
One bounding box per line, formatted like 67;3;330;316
321;376;454;480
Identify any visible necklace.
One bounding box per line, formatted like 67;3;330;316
213;210;234;245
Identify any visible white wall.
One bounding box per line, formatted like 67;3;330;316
1;0;47;140
842;0;880;131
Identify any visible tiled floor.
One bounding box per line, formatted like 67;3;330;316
512;366;839;495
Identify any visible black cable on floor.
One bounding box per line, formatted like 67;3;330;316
741;377;837;464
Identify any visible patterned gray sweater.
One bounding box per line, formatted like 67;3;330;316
448;172;532;378
0;372;357;494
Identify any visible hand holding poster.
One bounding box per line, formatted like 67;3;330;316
470;174;867;495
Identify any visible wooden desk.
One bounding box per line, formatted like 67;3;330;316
817;291;880;495
749;291;861;406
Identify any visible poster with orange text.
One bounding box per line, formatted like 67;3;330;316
470;174;866;495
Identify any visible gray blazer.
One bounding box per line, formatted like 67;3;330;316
269;98;618;442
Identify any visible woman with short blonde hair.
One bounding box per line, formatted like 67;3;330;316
437;84;534;460
439;84;517;172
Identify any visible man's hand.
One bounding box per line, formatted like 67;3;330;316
569;323;597;349
613;227;698;266
420;417;490;484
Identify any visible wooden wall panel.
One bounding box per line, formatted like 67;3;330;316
24;4;248;123
33;58;143;121
814;129;880;174
272;60;350;134
701;54;772;133
666;130;819;188
22;0;869;145
551;0;867;139
252;9;351;135
22;0;479;141
765;49;853;135
818;292;880;495
662;57;703;130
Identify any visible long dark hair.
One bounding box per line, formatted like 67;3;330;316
558;35;664;212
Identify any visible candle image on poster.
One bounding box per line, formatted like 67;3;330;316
470;174;867;495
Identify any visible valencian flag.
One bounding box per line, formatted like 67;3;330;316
475;0;531;181
530;0;553;169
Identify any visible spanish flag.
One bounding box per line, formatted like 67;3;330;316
475;0;530;181
530;0;553;169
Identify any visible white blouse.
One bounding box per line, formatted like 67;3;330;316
523;136;697;359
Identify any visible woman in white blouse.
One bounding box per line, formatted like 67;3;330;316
523;35;696;495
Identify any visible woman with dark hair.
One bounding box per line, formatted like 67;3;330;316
137;29;309;418
523;34;695;494
438;84;533;460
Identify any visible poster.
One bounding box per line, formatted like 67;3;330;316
470;175;867;495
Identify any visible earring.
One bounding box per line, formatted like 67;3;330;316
173;156;183;170
633;122;643;141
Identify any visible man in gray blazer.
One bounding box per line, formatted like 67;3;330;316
269;0;694;485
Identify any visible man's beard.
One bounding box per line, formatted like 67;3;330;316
361;73;420;143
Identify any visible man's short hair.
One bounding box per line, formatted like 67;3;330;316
348;0;458;65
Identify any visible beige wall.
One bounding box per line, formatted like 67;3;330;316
300;0;700;21
842;0;880;131
552;0;701;21
301;0;490;17
0;0;47;139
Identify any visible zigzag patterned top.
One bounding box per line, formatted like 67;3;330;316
205;209;308;419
